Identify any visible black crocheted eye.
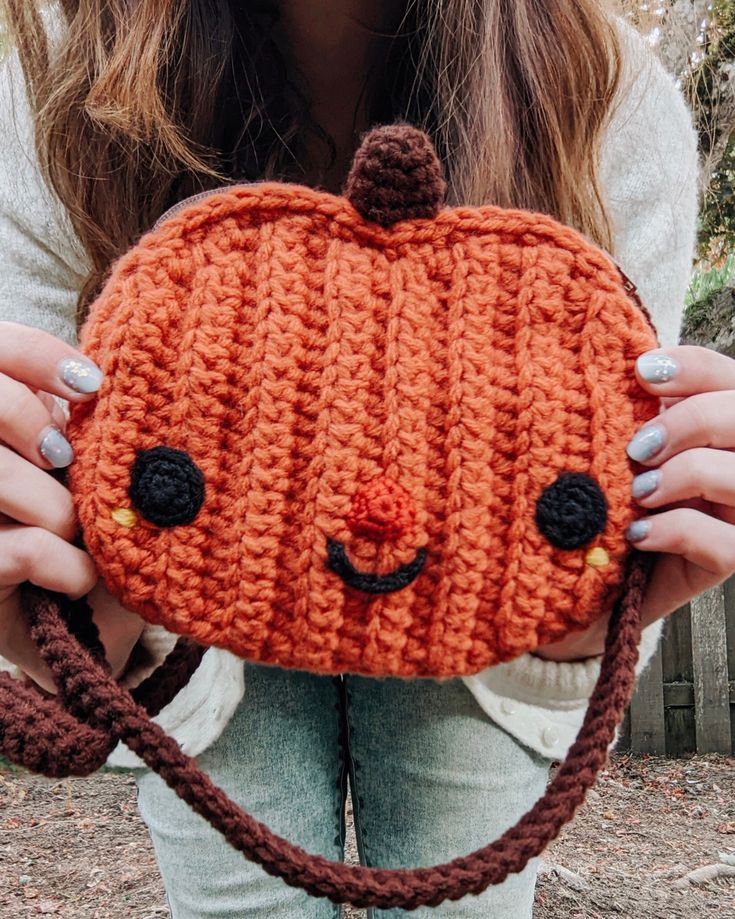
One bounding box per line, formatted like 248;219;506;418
129;446;205;527
535;472;608;551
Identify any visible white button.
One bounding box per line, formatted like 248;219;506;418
500;699;518;715
542;726;560;749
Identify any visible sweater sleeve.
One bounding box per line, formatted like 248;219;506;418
602;19;700;346
0;46;247;767
0;55;87;338
462;18;700;759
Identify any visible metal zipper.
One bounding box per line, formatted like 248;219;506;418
152;184;249;230
614;263;657;334
617;265;638;297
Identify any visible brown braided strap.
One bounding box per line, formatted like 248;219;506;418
130;637;206;715
0;589;205;778
11;554;649;909
0;593;114;776
0;672;117;777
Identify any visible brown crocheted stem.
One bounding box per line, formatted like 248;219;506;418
0;587;205;778
344;124;446;226
11;555;649;909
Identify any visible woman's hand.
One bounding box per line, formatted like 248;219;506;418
536;345;735;663
0;321;144;691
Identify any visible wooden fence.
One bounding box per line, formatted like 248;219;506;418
619;577;735;756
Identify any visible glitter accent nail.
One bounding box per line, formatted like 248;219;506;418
636;353;679;384
632;470;662;499
626;424;666;463
59;357;103;394
39;426;74;468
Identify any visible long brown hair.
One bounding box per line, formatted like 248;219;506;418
3;1;623;321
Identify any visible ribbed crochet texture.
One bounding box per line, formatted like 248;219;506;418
66;125;658;677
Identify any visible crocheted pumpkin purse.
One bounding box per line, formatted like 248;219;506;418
0;125;658;910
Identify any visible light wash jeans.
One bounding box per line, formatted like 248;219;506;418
135;663;551;918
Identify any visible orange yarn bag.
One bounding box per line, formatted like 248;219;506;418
0;125;659;909
71;124;656;676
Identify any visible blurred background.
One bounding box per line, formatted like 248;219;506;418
620;1;734;355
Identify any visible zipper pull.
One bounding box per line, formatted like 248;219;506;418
617;266;638;294
614;262;657;337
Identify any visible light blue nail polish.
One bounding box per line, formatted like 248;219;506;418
626;424;666;462
59;357;103;394
632;470;661;499
39;426;74;468
637;353;679;384
626;519;652;543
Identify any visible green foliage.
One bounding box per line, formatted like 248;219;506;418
686;0;735;258
686;251;735;307
714;0;735;32
699;134;735;257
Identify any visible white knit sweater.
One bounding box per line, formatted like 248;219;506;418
0;17;699;766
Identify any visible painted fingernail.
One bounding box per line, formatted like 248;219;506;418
626;519;652;543
636;353;679;384
632;470;661;500
58;357;103;394
626;424;666;462
39;426;74;468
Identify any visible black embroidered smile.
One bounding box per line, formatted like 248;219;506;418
326;539;428;594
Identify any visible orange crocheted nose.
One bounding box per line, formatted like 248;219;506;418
346;476;416;543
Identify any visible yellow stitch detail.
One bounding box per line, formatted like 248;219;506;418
585;547;609;568
111;507;138;528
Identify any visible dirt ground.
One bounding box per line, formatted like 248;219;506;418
0;754;733;918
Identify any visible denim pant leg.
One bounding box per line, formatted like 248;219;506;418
135;663;346;919
343;675;552;919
